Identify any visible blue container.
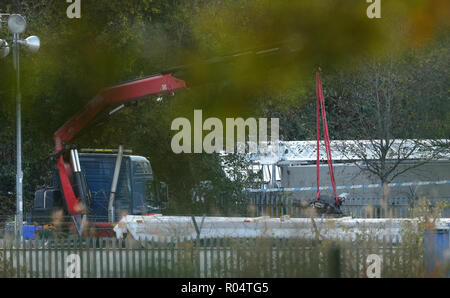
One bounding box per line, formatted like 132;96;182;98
23;225;36;240
425;228;450;277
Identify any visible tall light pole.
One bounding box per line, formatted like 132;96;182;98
0;14;40;240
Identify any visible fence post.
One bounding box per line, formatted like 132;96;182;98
22;238;27;278
170;237;175;278
125;237;130;278
48;239;53;278
99;237;104;278
118;237;123;278
131;237;136;278
328;244;341;278
185;236;189;278
157;237;161;277
151;237;155;278
92;238;96;278
282;237;287;277
111;238;114;278
205;238;209;278
144;238;149;278
33;239;38;278
194;236;199;278
164;237;168;278
28;239;32;278
275;237;280;278
54;239;58;278
15;238;19;278
229;238;234;278
139;237;143;278
39;239;44;278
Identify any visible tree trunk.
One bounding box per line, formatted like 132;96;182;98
381;180;389;218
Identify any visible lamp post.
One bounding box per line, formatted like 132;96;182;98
0;13;40;240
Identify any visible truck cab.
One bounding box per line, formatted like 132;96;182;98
32;153;166;224
79;153;164;222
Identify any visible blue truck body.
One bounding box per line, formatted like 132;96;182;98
78;153;154;222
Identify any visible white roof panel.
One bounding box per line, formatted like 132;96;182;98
247;139;449;164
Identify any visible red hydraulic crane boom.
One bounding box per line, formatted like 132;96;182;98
53;73;187;216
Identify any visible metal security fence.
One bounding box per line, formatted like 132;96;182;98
0;235;432;278
246;193;450;218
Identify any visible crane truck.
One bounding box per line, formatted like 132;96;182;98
30;72;186;237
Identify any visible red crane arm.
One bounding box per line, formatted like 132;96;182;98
53;73;186;216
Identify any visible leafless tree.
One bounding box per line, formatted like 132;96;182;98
327;57;444;202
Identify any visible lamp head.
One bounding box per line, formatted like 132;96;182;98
7;14;26;34
19;36;40;53
0;39;10;58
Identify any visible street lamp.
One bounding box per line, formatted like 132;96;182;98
0;13;40;240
